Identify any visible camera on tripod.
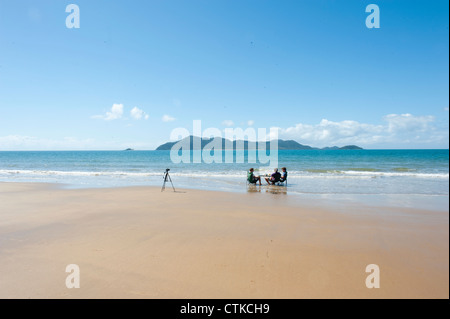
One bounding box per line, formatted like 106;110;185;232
161;168;175;192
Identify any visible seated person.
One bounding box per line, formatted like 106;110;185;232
265;168;281;185
247;168;262;185
280;167;288;183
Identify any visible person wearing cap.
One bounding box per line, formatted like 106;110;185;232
265;168;281;185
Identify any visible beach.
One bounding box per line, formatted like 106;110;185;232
1;0;448;304
0;182;448;299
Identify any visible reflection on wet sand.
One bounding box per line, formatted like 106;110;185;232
247;185;287;195
265;186;287;195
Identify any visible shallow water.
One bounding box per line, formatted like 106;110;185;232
0;149;448;211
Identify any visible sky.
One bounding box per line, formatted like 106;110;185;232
0;0;448;150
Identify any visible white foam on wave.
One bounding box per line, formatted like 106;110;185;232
0;169;448;180
338;170;449;179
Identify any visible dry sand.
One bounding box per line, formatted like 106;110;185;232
0;182;448;299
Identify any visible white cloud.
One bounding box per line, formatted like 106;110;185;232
276;113;448;148
222;120;234;127
247;120;255;126
162;115;176;122
92;103;124;121
105;104;124;120
130;107;149;120
93;104;149;121
383;113;434;133
445;107;449;112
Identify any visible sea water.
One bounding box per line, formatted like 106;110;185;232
0;150;448;211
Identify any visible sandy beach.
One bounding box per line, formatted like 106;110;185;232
0;182;448;299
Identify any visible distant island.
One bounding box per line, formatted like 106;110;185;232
156;136;363;151
124;148;134;151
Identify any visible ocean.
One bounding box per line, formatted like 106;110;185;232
0;149;448;211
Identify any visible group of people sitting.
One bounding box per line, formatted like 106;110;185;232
247;167;288;186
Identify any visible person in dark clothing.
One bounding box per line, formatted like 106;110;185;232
265;168;281;185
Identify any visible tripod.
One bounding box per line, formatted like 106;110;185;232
161;169;176;192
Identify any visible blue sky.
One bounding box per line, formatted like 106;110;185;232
0;0;448;150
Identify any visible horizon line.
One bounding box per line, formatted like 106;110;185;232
0;148;448;152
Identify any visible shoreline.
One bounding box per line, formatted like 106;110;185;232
1;179;449;213
0;182;448;298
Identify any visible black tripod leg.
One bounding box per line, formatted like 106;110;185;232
168;174;176;192
161;173;167;192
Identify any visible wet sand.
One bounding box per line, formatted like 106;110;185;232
0;182;448;298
